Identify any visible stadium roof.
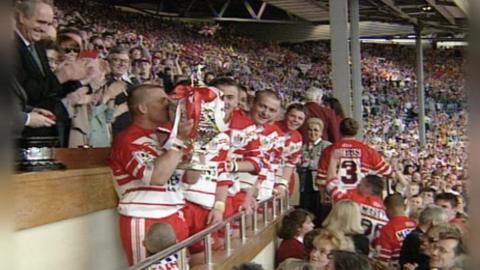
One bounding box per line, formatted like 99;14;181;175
97;0;468;40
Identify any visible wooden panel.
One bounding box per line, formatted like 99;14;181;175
15;167;117;230
54;148;110;169
191;217;281;270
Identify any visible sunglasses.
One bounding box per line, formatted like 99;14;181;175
63;47;80;54
94;45;105;50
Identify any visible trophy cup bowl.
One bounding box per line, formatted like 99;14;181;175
171;86;227;171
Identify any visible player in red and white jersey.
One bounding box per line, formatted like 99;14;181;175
274;103;306;195
317;118;392;191
207;77;263;219
239;89;288;203
109;84;200;265
325;150;389;242
373;193;416;268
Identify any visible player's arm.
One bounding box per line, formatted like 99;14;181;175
208;185;228;224
236;132;263;173
325;149;349;202
151;118;194;185
373;231;394;263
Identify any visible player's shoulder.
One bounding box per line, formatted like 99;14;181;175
230;110;255;129
291;130;303;142
112;124;141;148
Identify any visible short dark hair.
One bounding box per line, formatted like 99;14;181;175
324;97;345;119
286;103;306;115
108;47;129;57
364;175;384;197
278;209;314;240
384;193;405;209
127;84;164;114
208;76;238;88
253;89;281;104
330;250;372;270
340;118;359;137
435;192;459;208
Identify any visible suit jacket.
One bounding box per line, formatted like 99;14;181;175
14;33;64;138
11;76;32;138
299;102;340;143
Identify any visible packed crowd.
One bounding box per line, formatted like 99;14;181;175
12;0;468;269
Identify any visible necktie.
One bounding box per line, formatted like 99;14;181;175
28;43;45;75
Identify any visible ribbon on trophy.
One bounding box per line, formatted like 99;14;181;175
167;84;228;170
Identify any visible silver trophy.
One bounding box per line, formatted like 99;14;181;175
168;86;227;171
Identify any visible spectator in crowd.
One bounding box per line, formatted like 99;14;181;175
323;97;345;126
373;193;416;269
322;200;369;255
276;209;315;266
428;227;467;270
105;47;138;136
299;87;339;143
304;228;322;259
400;205;449;270
298;118;331;220
309;229;354;270
276;258;313;270
326;250;372;270
435;192;467;232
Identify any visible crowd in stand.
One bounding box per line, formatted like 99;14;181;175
11;0;468;269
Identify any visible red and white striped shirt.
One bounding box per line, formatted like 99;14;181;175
318;139;392;190
254;123;285;200
183;133;232;209
224;110;262;195
373;216;416;267
326;177;389;242
274;121;303;169
109;123;185;219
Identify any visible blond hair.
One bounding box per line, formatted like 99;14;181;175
306;118;324;131
313;229;355;251
322;200;364;235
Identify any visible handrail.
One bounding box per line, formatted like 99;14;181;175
128;195;290;270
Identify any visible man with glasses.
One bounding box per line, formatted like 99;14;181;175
105;47;139;135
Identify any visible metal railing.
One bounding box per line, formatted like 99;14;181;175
128;195;290;270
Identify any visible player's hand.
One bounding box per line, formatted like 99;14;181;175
207;209;224;225
177;112;193;141
273;186;288;198
239;198;254;215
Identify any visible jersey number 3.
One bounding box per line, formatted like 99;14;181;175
340;160;359;185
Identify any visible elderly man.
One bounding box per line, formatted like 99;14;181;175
14;0;85;138
299;87;340;143
105;47;140;136
109;84;199;265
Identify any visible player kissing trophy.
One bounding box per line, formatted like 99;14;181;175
166;84;228;171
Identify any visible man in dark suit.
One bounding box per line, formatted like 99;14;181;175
14;0;86;143
105;47;139;136
299;87;340;143
14;0;60;138
11;76;55;137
